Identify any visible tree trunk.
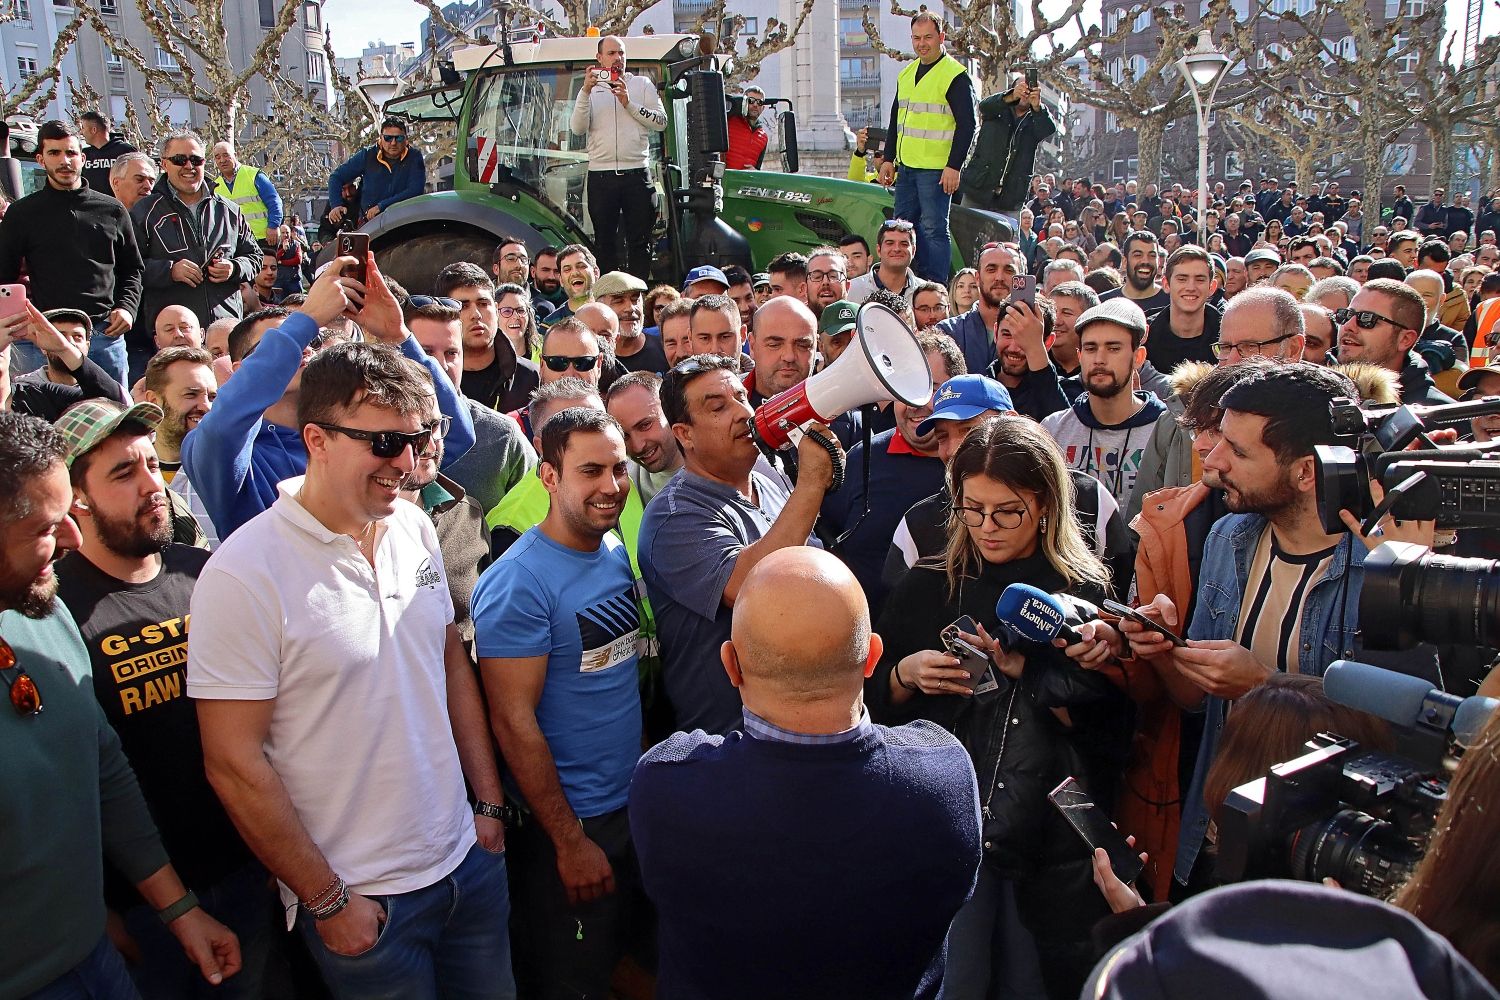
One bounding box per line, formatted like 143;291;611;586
1293;148;1316;189
1136;119;1165;189
1362;125;1385;238
1429;120;1454;195
1489;127;1500;190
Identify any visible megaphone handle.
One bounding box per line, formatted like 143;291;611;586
802;424;846;494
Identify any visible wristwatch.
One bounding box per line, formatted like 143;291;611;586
474;800;505;821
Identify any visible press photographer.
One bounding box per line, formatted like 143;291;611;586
1118;362;1442;893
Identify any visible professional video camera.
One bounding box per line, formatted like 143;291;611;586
1313;394;1500;535
1215;660;1498;897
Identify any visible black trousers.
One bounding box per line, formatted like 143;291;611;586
507;806;650;1000
586;169;655;279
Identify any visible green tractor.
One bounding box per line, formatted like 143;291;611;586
365;32;1012;291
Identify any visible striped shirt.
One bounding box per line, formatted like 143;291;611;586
1234;527;1338;675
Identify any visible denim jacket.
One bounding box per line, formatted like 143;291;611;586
1174;512;1364;885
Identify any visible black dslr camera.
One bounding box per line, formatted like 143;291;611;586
1314;395;1500;535
1215;734;1446;898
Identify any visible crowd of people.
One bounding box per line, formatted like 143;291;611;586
3;19;1500;1000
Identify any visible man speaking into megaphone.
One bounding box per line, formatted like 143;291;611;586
639;354;846;736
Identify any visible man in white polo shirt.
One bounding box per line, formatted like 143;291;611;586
187;342;515;999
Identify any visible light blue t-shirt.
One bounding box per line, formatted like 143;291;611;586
472;527;642;818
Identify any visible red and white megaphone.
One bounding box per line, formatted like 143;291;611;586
751;302;934;452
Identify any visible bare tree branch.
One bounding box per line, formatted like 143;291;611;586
0;8;85;119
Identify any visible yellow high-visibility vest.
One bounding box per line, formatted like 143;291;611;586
895;53;965;170
214;164;269;241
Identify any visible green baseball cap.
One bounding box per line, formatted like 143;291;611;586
819;300;859;337
54;398;163;468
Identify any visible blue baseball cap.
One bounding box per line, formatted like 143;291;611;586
682;265;730;292
915;375;1014;437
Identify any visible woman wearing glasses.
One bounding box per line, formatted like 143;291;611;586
868;416;1130;1000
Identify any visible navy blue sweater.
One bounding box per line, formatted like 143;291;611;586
629;720;981;1000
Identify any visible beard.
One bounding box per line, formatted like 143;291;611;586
1220;471;1299;518
0;551;60;620
91;495;173;559
157;406;191;454
1127;265;1158;292
1087;368;1132;399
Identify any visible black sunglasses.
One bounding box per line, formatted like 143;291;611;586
165;154;206;167
1;636;41;717
408;295;460;310
381;134;408;143
1332;307;1403;331
315;416;452;459
541;354;600;372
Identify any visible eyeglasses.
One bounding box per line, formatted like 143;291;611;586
541;354;599;372
1;637;41;717
1212;332;1296;359
408;295;460;310
165;154;206;167
499;253;529;264
953;505;1029;530
381;134;408;143
314;416;451;459
498;305;527;318
806;270;846;283
1332;307;1403;331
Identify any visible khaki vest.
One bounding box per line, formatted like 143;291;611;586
214;164;269;241
895;54;965;170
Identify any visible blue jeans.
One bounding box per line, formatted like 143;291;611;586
89;317;129;390
23;934;140;1000
893;165;953;284
121;863;277;1000
296;844;515;1000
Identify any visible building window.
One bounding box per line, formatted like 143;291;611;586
99;0;116;12
16;55;38;79
304;1;320;28
259;0;276;28
1134;8;1151;29
1112;157;1139;180
15;0;31;21
106;47;123;69
308;51;325;82
155;44;178;70
741;16;757;34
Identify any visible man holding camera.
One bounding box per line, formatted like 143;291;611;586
569;36;666;279
959;71;1056;215
1120;362;1439;892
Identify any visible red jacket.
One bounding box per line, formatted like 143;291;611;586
726;115;769;170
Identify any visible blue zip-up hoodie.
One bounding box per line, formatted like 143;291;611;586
181;311;475;539
1040;389;1166;510
328;145;426;214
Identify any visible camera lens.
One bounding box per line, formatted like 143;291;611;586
1361;542;1500;650
1288;808;1422;897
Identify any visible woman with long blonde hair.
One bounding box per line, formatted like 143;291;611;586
869;414;1129;999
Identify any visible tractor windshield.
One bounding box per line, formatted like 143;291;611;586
469;65;667;237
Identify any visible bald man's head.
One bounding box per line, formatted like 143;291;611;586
573;301;619;350
724;547;880;708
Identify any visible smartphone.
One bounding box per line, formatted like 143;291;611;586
865;126;887;147
1048;777;1146;885
336;232;370;287
0;282;27;320
1009;274;1036;307
1101;598;1188;648
1025;67;1039;87
942;616;999;695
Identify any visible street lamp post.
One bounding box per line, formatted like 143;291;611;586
1176;30;1230;245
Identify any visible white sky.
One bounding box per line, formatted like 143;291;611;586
320;0;1479;61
